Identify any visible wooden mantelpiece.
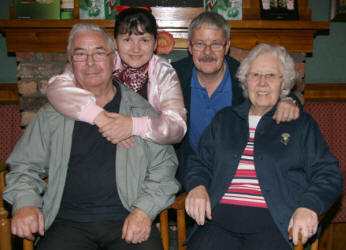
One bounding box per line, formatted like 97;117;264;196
0;7;329;53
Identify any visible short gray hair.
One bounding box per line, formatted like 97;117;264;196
236;43;298;98
188;11;231;43
67;23;115;57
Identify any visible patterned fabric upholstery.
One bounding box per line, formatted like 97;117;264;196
0;104;23;161
304;101;346;223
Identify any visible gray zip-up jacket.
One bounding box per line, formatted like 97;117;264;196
3;83;180;230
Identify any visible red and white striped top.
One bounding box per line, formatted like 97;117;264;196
219;115;268;208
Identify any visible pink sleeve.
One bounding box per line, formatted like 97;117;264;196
46;64;104;124
142;56;187;144
132;116;149;137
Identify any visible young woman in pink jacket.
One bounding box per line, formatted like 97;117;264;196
47;7;187;147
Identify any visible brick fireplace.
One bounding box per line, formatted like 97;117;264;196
14;47;306;126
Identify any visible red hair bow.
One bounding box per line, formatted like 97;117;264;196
114;5;152;14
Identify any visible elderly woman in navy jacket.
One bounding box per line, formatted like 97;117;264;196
183;43;343;250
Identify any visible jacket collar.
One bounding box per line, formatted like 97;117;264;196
233;99;280;120
117;80;155;111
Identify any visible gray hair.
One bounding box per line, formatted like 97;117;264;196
67;23;115;57
188;11;231;43
236;43;298;99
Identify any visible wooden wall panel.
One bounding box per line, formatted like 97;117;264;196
0;84;19;104
304;84;346;100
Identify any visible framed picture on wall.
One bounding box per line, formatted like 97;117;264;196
331;0;346;21
259;0;299;20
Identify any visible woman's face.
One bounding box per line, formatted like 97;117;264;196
115;28;157;68
246;53;283;115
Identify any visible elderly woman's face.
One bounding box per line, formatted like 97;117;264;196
246;53;283;115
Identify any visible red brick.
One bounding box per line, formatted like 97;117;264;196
17;62;65;79
16;52;36;62
17;63;38;78
40;80;49;95
17;80;38;95
19;96;48;111
38;53;68;62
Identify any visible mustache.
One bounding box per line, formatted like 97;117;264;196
199;56;217;62
83;68;102;74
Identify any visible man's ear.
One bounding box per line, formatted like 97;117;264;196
224;40;231;56
114;39;118;50
112;52;117;66
68;55;73;67
188;42;193;55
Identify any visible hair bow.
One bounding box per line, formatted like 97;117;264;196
114;5;152;14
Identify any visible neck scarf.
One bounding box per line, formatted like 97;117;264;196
113;60;149;92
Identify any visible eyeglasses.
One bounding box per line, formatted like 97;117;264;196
191;41;226;52
71;51;113;62
247;72;282;83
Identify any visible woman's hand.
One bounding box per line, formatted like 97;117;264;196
288;207;318;246
98;112;133;144
185;185;212;226
272;98;299;124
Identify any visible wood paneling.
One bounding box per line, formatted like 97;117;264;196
304;84;346;100
318;223;346;250
0;84;19;104
0;7;329;53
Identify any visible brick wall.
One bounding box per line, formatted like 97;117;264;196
16;52;67;126
15;49;306;126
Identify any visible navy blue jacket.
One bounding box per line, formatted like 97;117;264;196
183;100;343;248
172;55;245;182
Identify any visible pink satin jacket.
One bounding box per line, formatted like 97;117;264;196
47;54;187;144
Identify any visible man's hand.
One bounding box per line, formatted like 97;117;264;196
272;98;299;124
93;111;110;127
99;112;133;144
185;185;212;226
288;207;318;246
11;206;45;241
117;136;135;149
122;208;152;244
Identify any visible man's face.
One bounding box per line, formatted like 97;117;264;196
69;31;115;90
188;23;230;76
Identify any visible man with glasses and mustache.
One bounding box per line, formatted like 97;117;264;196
173;12;300;181
3;23;179;250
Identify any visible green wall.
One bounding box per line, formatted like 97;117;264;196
0;0;17;83
0;0;345;83
305;0;346;83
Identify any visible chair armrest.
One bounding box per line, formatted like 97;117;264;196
160;193;187;250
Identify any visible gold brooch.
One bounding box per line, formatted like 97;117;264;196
281;133;290;146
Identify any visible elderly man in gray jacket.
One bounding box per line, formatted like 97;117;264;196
3;23;179;250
